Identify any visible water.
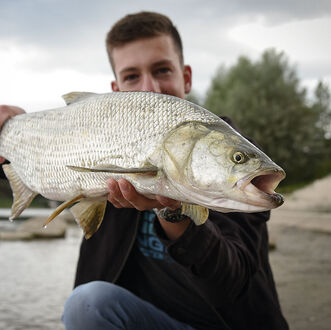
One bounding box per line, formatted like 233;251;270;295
0;222;82;330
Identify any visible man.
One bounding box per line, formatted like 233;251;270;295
0;12;289;330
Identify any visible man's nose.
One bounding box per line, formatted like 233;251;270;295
140;75;161;93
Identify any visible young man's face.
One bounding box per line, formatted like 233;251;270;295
111;34;192;99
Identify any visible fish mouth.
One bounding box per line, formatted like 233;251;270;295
237;169;286;207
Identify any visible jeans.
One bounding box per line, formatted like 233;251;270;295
62;281;195;330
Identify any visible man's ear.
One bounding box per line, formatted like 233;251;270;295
111;81;120;92
183;65;192;94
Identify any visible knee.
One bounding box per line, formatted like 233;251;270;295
62;281;122;329
64;281;121;311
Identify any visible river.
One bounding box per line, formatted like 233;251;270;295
0;219;82;330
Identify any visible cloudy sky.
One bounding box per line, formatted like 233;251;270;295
1;0;330;112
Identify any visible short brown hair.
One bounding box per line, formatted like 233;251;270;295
106;11;184;72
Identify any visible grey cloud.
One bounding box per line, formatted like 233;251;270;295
1;0;330;88
3;0;331;44
2;0;331;51
0;0;117;45
192;0;331;24
0;0;209;73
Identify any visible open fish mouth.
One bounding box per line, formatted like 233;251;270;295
237;169;286;207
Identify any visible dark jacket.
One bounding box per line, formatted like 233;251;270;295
74;203;289;330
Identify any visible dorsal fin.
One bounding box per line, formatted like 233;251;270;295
62;92;98;105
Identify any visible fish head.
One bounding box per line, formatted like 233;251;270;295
163;122;286;213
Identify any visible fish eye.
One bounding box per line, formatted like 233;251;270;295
232;151;247;164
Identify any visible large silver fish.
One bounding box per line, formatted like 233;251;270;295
0;92;285;238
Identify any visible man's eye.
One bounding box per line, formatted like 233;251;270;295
155;67;171;75
124;74;139;82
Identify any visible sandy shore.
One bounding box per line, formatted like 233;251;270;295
268;174;331;330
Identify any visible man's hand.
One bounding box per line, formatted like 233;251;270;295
107;178;190;240
107;178;180;211
0;105;25;163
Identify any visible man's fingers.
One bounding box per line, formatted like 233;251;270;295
106;178;180;211
117;179;163;211
0;157;5;164
0;105;25;131
0;105;25;115
107;178;133;208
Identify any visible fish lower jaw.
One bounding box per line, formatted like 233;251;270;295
236;169;285;208
241;182;284;208
207;197;272;213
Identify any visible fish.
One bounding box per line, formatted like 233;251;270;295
0;91;285;238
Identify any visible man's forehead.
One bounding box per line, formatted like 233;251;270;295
112;35;181;74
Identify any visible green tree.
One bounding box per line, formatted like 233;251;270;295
313;80;331;139
311;81;331;177
204;49;329;185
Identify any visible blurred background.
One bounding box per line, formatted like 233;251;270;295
0;1;330;329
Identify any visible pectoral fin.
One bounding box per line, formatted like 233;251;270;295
70;199;107;239
67;164;158;174
181;203;209;225
2;164;38;220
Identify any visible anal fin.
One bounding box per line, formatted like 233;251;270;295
181;203;209;225
70;199;107;239
2;164;38;220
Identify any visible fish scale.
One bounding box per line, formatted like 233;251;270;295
0;92;220;201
